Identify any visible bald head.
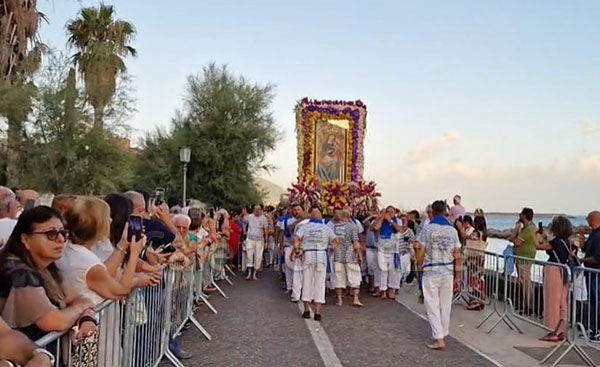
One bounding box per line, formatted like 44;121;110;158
124;191;146;217
587;211;600;230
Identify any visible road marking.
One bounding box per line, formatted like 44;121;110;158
394;297;504;367
296;301;343;367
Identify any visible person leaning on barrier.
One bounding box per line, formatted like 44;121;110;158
0;206;97;343
536;215;574;343
509;208;538;315
580;211;600;341
0;316;54;367
58;197;146;303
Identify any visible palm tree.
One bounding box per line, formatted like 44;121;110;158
0;0;46;186
66;4;136;131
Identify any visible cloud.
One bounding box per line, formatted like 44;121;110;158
450;162;485;179
578;118;600;135
408;130;460;164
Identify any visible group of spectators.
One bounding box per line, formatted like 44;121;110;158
0;187;227;367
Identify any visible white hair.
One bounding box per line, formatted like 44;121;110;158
172;214;191;227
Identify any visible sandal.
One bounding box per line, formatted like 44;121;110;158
539;333;560;342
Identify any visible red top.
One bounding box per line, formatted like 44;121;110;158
228;219;241;251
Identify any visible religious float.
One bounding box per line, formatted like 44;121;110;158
285;98;380;216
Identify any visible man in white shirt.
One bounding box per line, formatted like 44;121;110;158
293;207;339;321
416;200;463;350
0;186;19;250
244;204;269;280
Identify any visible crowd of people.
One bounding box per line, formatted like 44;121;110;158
0;187;231;367
1;185;599;365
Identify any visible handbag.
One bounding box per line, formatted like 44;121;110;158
552;239;579;284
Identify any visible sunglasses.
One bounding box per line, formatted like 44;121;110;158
30;229;69;241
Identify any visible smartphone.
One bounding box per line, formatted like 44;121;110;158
154;188;165;206
538;222;544;234
24;199;35;210
128;215;143;242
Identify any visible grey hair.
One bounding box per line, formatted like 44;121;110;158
173;214;191;227
0;186;15;212
123;190;143;201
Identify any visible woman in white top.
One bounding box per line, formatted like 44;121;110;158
57;197;144;304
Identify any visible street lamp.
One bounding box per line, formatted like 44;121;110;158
179;147;191;206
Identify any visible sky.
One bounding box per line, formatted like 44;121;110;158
38;1;600;214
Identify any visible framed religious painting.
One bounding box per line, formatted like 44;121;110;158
295;98;367;183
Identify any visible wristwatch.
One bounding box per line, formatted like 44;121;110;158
32;348;55;365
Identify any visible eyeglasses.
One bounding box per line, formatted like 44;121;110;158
30;229;69;241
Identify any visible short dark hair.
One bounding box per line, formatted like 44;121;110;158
521;208;534;221
431;200;446;216
462;215;473;226
408;210;420;219
550;216;573;239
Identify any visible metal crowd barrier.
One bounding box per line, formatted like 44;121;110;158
572;267;600;354
480;253;596;366
34;257;225;367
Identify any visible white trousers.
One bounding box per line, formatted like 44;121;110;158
302;263;327;304
399;252;412;282
284;246;303;300
246;239;264;269
378;252;401;291
423;274;454;340
367;248;380;287
334;262;362;288
327;252;336;290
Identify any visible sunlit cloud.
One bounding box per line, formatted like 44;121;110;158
408;130;460;164
578;118;600;135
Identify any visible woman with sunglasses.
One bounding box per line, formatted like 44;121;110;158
0;206;96;343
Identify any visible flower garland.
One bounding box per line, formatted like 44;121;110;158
286;178;381;216
295;98;367;183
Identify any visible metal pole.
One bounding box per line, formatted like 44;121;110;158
182;163;187;206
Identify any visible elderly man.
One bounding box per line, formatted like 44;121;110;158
416;200;462;350
582;211;600;341
0;186;19;249
244;204;269;280
15;189;39;210
329;209;363;307
293;207;339;321
0;317;52;367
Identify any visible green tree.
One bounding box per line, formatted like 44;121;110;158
135;63;281;208
66;4;136;131
22;51;135;194
0;0;46;186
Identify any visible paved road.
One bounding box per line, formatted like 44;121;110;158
168;269;495;367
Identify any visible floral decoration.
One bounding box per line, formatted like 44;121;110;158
295;98;367;183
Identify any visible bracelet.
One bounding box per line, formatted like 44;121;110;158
116;244;128;254
78;315;98;327
32;348;55;365
1;361;18;367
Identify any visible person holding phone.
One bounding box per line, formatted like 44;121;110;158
509;208;538;315
371;206;402;300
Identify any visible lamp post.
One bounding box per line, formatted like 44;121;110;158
179;147;191;206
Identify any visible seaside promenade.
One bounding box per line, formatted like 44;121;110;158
162;269;600;367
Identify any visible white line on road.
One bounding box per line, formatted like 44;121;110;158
296;301;343;367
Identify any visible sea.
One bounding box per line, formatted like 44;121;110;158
482;213;586;263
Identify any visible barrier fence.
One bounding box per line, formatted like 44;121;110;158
34;247;231;367
459;248;598;367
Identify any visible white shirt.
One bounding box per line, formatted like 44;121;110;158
0;218;17;250
56;242;106;305
416;221;461;277
91;238;115;262
295;220;337;265
246;214;269;241
278;216;298;246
